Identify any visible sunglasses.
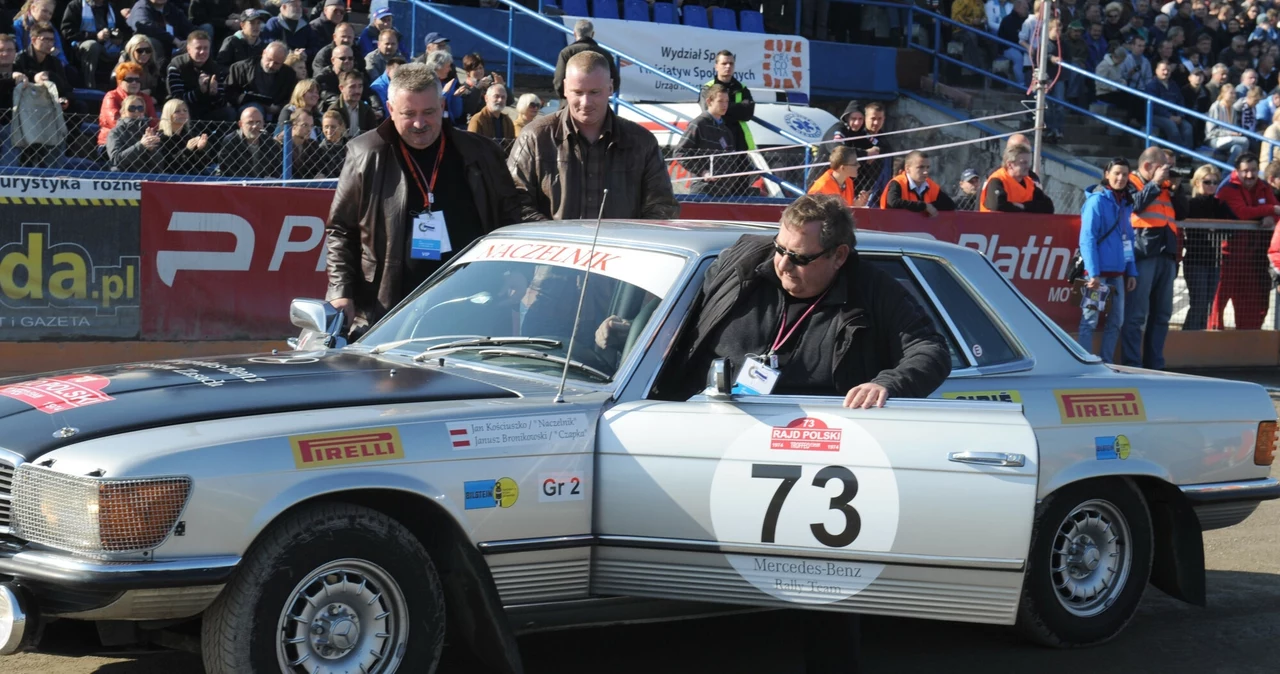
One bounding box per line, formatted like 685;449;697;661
335;56;353;61
126;105;144;112
528;102;542;109
123;76;141;83
135;47;152;54
773;239;833;266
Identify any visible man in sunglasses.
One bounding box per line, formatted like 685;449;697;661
660;194;951;408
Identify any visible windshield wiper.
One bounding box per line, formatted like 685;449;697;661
368;334;487;355
474;348;611;382
410;337;562;362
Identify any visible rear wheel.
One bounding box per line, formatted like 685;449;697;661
1016;478;1153;647
202;503;445;673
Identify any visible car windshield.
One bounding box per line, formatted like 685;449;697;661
361;237;689;382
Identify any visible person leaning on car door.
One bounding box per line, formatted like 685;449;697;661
657;194;952;409
324;62;525;332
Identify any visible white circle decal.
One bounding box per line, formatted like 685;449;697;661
710;411;900;604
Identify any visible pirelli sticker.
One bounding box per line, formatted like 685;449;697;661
1054;389;1146;424
290;427;405;469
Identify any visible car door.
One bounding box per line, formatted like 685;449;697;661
594;254;1040;624
595;395;1038;622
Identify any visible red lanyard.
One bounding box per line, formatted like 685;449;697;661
769;288;830;356
398;133;446;211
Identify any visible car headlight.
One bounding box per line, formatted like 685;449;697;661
11;465;191;556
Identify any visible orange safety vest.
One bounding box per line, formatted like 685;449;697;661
1128;173;1178;232
808;168;857;207
979;167;1036;212
880;174;942;209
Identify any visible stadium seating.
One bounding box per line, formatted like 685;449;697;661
709;7;737;30
739;10;765;33
623;0;648;21
592;0;619;20
562;0;589;17
652;2;676;23
682;5;708;27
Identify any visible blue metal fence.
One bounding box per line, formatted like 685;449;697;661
840;0;1272;173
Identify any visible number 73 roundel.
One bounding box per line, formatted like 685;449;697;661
708;413;901;604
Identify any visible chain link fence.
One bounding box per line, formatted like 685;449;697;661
1174;221;1279;331
4;103;347;180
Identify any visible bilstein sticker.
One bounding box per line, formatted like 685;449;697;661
0;374;113;413
942;390;1023;403
464;478;519;509
1095;435;1131;460
1055;389;1146;424
290;428;404;469
770;417;841;451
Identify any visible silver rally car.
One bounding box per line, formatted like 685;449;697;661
0;221;1276;673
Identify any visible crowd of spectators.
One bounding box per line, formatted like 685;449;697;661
941;0;1280;160
0;0;547;178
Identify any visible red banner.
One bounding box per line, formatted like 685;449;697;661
141;183;334;340
681;202;1083;328
140;184;1082;339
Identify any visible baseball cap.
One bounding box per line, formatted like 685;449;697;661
1067;20;1084;31
960;168;979;182
240;8;269;22
423;31;449;45
372;7;393;21
323;0;344;7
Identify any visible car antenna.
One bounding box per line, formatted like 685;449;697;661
554;189;609;404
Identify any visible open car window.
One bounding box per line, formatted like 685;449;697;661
907;256;1020;368
362;238;688;382
863;256;967;372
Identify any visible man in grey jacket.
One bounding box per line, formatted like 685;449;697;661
507;50;678;221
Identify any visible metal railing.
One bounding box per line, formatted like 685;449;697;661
425;0;814;195
837;0;1270;172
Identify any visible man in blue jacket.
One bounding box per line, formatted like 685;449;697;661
264;0;319;61
1077;157;1139;363
127;0;195;56
1144;60;1192;149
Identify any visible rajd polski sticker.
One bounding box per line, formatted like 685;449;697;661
709;412;899;604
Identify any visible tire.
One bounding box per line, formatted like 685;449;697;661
1015;477;1153;648
202;503;445;674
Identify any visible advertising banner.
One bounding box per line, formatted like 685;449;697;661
679;202;1083;329
0;197;141;341
564;17;809;103
140;182;334;340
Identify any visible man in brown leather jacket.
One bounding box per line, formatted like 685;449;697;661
325;62;524;328
507;50;679;221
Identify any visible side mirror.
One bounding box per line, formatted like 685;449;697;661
289;298;346;351
707;358;733;399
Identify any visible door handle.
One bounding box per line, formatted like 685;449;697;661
948;451;1026;467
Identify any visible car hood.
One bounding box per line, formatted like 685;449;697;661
0;351;517;461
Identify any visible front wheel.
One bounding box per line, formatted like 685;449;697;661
202;503;445;674
1016;478;1153;648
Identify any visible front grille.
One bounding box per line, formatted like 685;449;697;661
0;461;13;530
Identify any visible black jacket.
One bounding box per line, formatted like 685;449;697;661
313;42;365;79
883;178;957;212
324;97;379;137
225;58;297;111
818;99;861;163
1185;193;1226;268
552;37;620;96
674;112;753;196
314;66;379;110
216;129;280;178
217;32;266;69
14;49;71;99
309;15;339;47
659;235;952;400
60;0;130;49
702;76;755;152
166;53;227;113
106;116;162;172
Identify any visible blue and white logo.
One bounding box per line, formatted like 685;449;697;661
784;112;823;139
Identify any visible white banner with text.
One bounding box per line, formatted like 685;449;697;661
562;17;809;103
